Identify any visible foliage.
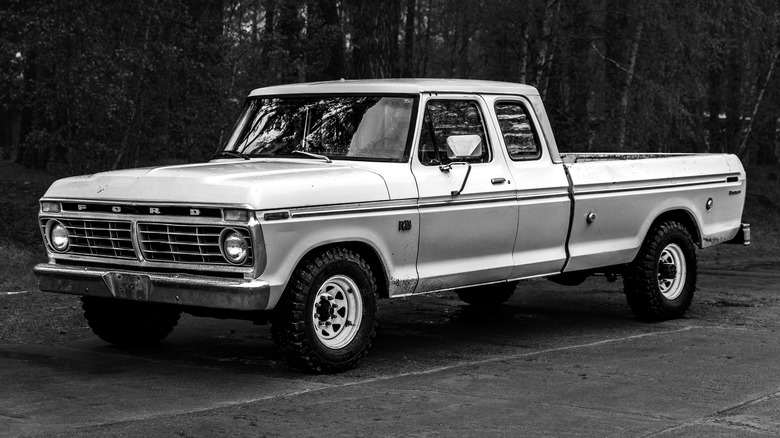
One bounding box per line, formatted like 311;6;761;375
1;0;779;173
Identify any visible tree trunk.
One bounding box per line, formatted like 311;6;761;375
724;48;744;154
736;48;780;161
420;0;432;77
263;0;277;81
775;116;780;169
348;0;400;78
534;0;561;99
402;0;415;77
113;17;151;170
616;20;643;151
706;68;723;153
389;0;400;77
320;0;345;80
518;25;528;84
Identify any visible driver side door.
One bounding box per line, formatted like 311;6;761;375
412;95;518;292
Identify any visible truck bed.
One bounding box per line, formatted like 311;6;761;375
560;152;746;272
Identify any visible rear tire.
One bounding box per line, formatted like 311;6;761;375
272;247;378;373
82;296;181;347
623;221;697;321
456;282;517;307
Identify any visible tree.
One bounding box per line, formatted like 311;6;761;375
3;0;779;172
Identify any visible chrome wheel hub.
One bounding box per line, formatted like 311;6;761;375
658;243;686;300
312;275;362;349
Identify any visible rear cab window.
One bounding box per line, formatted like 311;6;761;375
494;101;542;161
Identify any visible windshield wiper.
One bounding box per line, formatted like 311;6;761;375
293;150;332;163
212;150;251;161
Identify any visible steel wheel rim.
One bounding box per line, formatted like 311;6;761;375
312;275;363;349
657;243;686;300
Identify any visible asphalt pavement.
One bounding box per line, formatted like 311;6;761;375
2;265;779;437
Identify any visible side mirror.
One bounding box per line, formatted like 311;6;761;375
446;134;482;160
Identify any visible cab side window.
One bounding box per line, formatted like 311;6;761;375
495;101;541;160
419;100;490;165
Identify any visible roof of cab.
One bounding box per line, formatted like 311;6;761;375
248;78;539;97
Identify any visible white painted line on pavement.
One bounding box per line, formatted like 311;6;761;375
347;325;701;386
71;325;707;430
641;388;780;437
0;290;28;296
220;325;704;407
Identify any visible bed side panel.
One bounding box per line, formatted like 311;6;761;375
564;154;745;272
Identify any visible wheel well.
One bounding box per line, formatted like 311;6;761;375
650;210;701;247
302;242;389;299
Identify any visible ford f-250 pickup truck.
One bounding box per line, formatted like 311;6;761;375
34;79;749;373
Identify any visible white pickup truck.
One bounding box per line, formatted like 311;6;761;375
34;79;749;372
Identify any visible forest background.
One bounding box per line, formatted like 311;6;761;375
1;0;780;173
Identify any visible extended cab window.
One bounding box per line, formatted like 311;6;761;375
495;101;541;160
419;100;490;165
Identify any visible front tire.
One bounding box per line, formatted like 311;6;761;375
82;296;181;347
272;247;378;373
623;221;697;321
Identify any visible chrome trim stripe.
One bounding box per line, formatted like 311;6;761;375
574;177;737;196
417;195;520;209
281;175;734;220
41;253;254;274
291;199;418;219
40;198;256;210
507;271;562;283
516;191;571;202
40;211;245;226
395;271;560;297
287;192;570;219
393;279;509;297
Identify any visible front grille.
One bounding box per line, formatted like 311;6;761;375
41;219;135;259
137;223;252;265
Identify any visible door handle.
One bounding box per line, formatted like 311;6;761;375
491;177;507;185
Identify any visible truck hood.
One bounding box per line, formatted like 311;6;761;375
42;159;391;209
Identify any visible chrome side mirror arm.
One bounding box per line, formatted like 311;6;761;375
439;162;471;196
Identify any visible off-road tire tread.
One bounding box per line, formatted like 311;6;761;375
272;247;378;373
623;221;697;321
457;282;517;307
82;296;181;347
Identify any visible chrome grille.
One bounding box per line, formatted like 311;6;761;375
41;219;135;259
137;223;252;265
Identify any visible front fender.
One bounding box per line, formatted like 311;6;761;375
258;205;420;309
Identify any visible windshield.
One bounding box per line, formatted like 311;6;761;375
220;95;418;162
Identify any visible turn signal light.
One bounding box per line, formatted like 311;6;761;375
41;201;61;213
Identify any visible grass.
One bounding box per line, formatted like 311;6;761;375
0;160;53;293
0;160;778;345
0;160;92;344
0;243;43;292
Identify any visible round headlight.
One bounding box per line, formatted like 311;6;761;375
47;220;70;252
220;229;248;264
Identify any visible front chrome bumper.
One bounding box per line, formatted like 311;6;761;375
34;263;270;310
